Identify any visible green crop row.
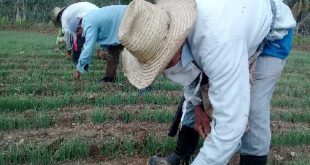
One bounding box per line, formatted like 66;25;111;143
91;108;174;124
100;136;176;158
286;156;310;165
271;111;310;123
10;89;303;114
1;80;180;96
0;108;174;131
0;94;180;112
0;114;51;131
0;136;175;165
1;130;308;164
271;96;310;110
272;130;310;147
0;138;89;165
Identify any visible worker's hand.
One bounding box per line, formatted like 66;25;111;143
194;105;211;139
66;50;72;60
73;71;81;80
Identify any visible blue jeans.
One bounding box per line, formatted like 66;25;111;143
240;55;286;156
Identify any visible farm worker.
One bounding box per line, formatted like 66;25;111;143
118;0;296;164
148;1;297;164
70;5;127;83
52;2;99;61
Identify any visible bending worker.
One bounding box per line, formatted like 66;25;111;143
149;0;296;164
53;2;99;61
118;0;295;164
69;5;127;83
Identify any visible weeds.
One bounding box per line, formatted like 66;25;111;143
100;135;176;158
0;113;51;130
1;143;53;165
58;138;90;161
91;110;107;124
100;138;121;158
272;130;310;146
286;156;310;165
272;111;310;123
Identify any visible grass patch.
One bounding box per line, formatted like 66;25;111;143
90;108;174;124
57;138;90;161
287;157;310;165
272;130;310;147
100;135;176;158
1;143;52;165
271;111;310;123
91;110;108;124
0;113;51;130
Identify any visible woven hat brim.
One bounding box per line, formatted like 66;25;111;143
122;0;197;89
52;7;66;27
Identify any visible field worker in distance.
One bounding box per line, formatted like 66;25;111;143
70;5;126;83
118;0;296;164
52;2;99;61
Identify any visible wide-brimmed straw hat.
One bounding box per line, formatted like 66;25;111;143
52;6;67;27
119;0;197;89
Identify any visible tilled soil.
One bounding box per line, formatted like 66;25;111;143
0;105;309;164
0;121;170;149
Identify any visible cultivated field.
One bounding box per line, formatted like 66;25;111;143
0;31;309;165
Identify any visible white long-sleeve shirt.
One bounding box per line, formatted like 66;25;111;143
183;0;295;164
60;2;99;50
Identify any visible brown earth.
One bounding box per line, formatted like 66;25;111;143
1;103;309;164
57;157;149;165
1;102;309;164
0;121;169;149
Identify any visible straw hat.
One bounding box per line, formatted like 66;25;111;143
52;6;67;27
119;0;197;89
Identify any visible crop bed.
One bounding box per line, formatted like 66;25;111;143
0;31;309;164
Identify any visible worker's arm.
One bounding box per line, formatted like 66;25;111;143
192;39;250;165
76;24;98;73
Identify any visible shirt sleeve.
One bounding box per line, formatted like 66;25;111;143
76;25;97;73
191;39;250;165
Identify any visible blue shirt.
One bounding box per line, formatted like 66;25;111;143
77;5;127;73
262;29;294;59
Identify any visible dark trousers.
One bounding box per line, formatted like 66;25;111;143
105;45;124;79
72;36;85;65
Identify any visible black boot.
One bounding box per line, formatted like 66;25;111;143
240;155;267;165
97;77;116;83
148;126;199;165
173;126;199;164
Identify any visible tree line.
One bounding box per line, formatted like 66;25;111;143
0;0;309;35
0;0;132;24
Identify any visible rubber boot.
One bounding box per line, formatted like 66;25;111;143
97;77;116;83
148;126;199;165
240;155;267;165
139;86;153;95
